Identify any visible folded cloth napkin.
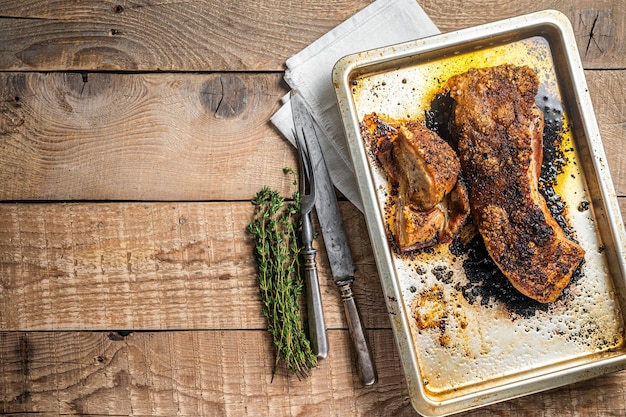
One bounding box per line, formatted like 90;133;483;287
270;0;439;212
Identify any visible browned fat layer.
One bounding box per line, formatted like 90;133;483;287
449;64;585;303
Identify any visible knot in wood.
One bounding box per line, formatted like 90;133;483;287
200;75;248;119
64;72;112;98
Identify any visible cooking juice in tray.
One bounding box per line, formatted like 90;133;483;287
350;35;625;397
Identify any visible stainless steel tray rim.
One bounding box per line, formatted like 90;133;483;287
333;9;626;417
411;353;626;417
333;9;573;79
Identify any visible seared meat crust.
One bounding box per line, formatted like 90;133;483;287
448;64;585;303
361;114;470;251
394;124;460;211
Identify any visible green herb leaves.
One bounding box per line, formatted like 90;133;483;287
248;185;317;379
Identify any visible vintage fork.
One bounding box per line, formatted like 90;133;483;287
295;128;329;359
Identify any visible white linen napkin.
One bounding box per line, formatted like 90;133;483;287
270;0;439;212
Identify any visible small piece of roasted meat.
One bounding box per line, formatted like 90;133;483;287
448;64;585;303
361;114;470;251
390;179;470;251
394;124;460;211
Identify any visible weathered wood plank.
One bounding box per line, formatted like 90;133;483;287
587;70;626;192
0;0;371;72
1;199;624;332
1;330;626;416
0;330;404;416
0;201;388;331
0;72;295;201
0;2;623;415
0;0;624;71
0;71;624;201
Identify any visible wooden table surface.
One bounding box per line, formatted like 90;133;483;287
1;1;625;415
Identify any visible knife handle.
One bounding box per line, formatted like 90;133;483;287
340;282;376;386
301;248;329;359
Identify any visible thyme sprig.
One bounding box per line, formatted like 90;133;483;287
248;176;317;379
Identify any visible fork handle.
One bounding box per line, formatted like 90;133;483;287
301;248;329;359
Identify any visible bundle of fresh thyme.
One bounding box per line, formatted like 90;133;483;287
247;176;317;378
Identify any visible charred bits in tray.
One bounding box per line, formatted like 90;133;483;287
432;264;454;285
454;235;549;317
536;83;575;237
425;92;456;149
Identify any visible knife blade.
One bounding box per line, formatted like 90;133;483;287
290;90;377;385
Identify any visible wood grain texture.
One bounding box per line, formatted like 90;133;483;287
1;1;625;415
1;199;623;331
1;330;626;416
0;0;624;71
0;0;371;72
0;201;387;331
0;72;295;201
587;70;626;193
0;71;624;201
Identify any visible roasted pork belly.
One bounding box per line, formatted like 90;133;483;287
448;64;585;303
361;115;470;251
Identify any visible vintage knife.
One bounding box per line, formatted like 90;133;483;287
290;90;377;385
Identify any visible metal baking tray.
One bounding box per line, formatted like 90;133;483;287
333;10;626;416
